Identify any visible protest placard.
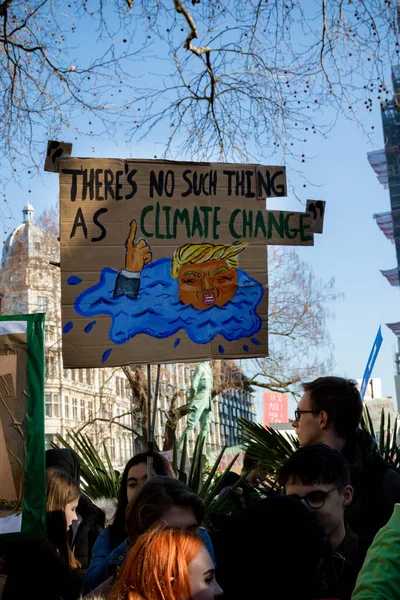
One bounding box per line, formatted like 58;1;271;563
48;150;323;368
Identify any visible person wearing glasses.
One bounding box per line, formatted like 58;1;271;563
278;444;369;600
292;376;400;540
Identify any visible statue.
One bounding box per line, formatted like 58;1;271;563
179;361;213;447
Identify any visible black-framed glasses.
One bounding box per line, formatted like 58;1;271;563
294;409;320;422
287;484;344;509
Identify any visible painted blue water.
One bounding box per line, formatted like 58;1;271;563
63;321;73;334
67;276;82;285
251;337;261;346
174;338;181;348
84;320;97;333
74;258;263;345
102;348;112;363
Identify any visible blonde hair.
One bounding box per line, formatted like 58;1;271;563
171;240;248;279
46;469;81;570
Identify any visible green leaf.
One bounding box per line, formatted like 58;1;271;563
199;446;227;498
54;430;120;499
179;435;188;484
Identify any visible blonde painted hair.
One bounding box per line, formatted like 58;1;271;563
171;240;248;279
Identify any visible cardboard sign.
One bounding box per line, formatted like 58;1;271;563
364;397;396;433
44;140;72;173
57;155;320;368
263;391;288;425
0;314;45;541
306;200;325;234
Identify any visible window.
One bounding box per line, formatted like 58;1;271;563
64;396;70;419
109;438;116;460
53;394;60;418
116;378;120;396
79;370;83;383
101;403;107;419
45;434;54;450
86;369;92;385
45;393;52;417
80;398;85;421
37;296;47;311
88;401;93;420
10;295;24;313
71;370;76;382
72;398;78;420
119;438;124;463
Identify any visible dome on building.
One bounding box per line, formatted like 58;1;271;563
1;204;53;268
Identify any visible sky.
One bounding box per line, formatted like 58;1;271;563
1;3;400;421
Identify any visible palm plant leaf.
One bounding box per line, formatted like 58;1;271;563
385;411;392;459
391;418;398;462
238;418;299;469
361;405;375;437
379;409;385;456
177;435;188;484
199;445;227;498
203;453;240;509
54;430;120;499
188;435;205;494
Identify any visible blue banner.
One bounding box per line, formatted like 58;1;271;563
360;326;383;400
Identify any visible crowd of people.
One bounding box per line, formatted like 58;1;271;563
1;376;399;599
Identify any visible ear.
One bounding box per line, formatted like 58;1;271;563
342;485;354;507
319;410;330;430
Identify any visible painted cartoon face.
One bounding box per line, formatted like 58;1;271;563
177;259;238;310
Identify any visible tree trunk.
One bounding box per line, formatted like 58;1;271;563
163;398;190;451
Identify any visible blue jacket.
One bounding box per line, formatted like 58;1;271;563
83;525;215;594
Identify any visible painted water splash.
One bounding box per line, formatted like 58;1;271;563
63;321;73;334
67;276;82;285
74;258;263;345
84;321;96;333
102;348;112;363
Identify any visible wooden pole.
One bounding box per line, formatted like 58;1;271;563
146;364;153;478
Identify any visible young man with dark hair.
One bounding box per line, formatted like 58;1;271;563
278;444;368;600
292;376;400;538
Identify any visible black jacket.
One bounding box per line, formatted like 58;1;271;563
71;494;105;569
342;429;400;540
318;525;369;600
2;540;83;600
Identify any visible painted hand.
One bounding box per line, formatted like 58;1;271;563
125;219;152;272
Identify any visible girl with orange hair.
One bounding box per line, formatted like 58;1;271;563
109;525;222;600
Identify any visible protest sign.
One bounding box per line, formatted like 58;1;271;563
263;391;289;426
49;150;323;368
364;397;396;433
0;314;45;541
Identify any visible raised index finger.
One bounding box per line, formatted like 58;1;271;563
126;219;137;247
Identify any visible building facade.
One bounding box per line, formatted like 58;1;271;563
368;66;400;410
0;205;256;465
